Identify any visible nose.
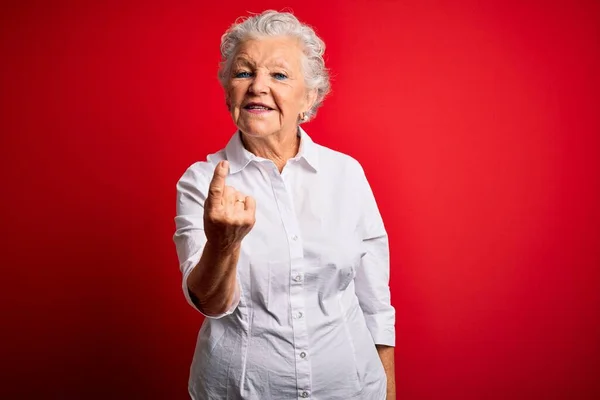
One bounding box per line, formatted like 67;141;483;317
248;70;269;95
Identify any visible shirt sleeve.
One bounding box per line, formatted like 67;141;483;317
353;165;396;346
173;163;241;319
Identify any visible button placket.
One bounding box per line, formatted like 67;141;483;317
290;268;310;396
271;166;311;397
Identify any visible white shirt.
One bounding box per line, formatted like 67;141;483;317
173;128;395;400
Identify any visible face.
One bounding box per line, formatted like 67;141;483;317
226;36;317;139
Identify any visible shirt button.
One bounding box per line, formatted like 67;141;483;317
301;392;309;398
300;352;307;358
295;311;303;319
291;234;299;241
294;275;302;282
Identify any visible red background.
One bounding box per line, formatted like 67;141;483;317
1;0;599;398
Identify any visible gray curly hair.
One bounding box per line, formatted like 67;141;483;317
218;10;331;122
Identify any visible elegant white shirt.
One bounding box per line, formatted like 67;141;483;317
173;128;395;400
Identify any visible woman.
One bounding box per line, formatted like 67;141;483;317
174;10;396;399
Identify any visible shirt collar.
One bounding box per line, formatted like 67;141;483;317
225;127;319;174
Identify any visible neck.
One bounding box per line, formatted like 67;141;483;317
241;128;300;172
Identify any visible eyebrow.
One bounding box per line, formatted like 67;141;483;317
232;56;291;70
232;56;255;67
270;60;291;69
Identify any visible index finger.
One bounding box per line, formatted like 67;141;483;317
208;160;229;201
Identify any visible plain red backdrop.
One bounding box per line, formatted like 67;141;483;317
1;0;599;398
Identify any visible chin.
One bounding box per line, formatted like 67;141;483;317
238;122;278;138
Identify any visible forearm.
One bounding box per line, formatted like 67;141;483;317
186;240;240;315
376;345;396;399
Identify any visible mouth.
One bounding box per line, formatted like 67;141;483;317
243;102;275;114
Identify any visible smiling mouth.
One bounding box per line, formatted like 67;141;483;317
243;102;275;111
243;104;274;115
245;105;272;110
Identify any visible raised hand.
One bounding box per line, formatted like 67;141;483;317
204;160;256;251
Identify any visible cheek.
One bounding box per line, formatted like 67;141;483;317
295;89;309;108
287;86;309;110
227;84;245;106
273;90;299;113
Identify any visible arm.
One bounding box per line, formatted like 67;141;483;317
377;345;396;399
186;240;241;316
174;160;255;317
352;164;397;396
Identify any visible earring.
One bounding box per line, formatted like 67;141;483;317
299;112;306;122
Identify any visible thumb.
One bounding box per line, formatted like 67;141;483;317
208;160;229;201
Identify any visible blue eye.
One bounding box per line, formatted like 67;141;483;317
234;71;252;78
273;73;287;80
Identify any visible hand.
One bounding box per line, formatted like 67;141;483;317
204;160;256;251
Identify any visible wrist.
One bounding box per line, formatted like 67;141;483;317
205;238;241;255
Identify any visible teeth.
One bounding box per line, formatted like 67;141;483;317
247;105;269;110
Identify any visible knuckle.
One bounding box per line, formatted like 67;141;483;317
207;209;222;221
205;214;219;225
232;218;244;227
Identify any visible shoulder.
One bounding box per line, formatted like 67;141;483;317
314;142;367;180
312;142;377;207
177;149;227;189
175;148;226;213
175;149;227;212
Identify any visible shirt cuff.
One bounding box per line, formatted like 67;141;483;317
182;263;241;319
364;312;396;346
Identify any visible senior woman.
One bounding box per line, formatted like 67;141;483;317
173;10;395;400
